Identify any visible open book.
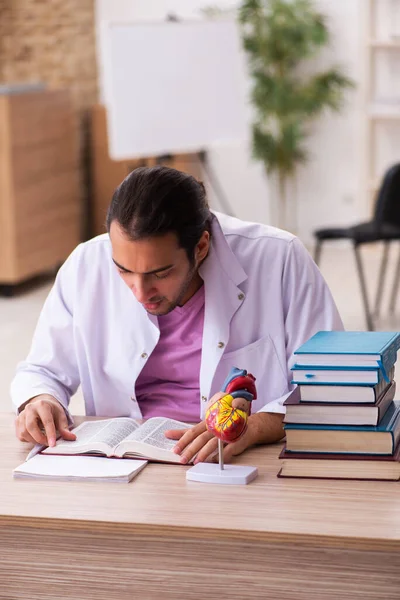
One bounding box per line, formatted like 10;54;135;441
42;417;191;463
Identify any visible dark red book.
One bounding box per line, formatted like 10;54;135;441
278;442;400;481
284;381;396;426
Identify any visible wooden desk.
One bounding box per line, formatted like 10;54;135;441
2;413;400;599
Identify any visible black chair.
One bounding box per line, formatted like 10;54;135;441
314;163;400;330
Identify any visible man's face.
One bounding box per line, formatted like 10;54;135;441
109;221;209;316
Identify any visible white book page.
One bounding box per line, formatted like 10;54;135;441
43;418;140;454
14;454;147;482
117;417;191;452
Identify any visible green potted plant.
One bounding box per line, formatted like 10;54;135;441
205;0;354;229
240;0;354;229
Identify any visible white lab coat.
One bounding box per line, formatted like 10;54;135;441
11;212;343;420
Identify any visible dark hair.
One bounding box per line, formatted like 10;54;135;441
106;166;212;262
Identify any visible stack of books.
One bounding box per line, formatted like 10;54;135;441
278;331;400;481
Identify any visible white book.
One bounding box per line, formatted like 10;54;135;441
13;455;148;483
298;368;394;403
42;417;191;463
291;367;381;385
295;354;382;366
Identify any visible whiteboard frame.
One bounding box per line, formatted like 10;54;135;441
101;18;248;160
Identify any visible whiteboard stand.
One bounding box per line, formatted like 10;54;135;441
199;151;235;216
124;150;235;217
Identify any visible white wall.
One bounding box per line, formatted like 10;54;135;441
96;0;365;243
295;0;366;240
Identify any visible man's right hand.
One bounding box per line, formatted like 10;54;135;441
15;394;76;447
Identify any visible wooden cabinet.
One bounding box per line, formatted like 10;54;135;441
0;89;81;286
90;105;203;236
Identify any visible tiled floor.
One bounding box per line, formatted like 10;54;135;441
1;243;399;414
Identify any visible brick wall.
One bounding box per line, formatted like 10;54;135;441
0;0;98;237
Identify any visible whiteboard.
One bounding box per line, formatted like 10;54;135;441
102;20;248;160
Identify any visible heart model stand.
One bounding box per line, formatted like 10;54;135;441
186;367;258;485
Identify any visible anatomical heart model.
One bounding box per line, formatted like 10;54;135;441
206;367;257;443
186;367;259;485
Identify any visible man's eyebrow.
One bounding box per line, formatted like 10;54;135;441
112;258;173;275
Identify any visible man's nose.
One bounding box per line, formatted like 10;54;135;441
131;277;154;302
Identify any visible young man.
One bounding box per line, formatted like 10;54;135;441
12;166;343;464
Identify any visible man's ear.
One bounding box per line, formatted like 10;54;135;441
195;231;210;263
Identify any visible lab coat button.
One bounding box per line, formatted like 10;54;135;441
218;342;225;349
238;293;245;301
201;395;207;402
141;352;148;359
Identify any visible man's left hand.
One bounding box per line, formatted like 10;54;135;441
164;412;284;464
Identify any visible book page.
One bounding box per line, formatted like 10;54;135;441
14;455;148;482
121;417;190;451
48;418;140;451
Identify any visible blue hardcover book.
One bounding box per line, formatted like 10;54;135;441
284;401;400;455
293;331;400;382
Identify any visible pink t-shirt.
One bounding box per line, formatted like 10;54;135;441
135;285;205;423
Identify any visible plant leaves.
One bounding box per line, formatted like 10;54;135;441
237;0;355;185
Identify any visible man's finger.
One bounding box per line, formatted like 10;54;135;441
36;403;57;447
171;421;208;454
164;428;186;441
192;436;219;464
24;406;48;445
178;430;214;464
58;428;76;441
223;433;250;462
19;432;37;444
15;416;36;444
205;391;225;410
54;408;76;441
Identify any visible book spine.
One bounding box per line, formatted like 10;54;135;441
387;410;400;432
382;346;398;381
376;376;386;399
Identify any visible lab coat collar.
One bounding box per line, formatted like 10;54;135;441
203;213;248;286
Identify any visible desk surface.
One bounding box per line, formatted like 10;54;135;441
2;413;400;551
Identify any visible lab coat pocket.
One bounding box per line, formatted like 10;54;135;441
211;335;288;412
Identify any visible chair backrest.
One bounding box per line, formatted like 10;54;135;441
374;163;400;226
